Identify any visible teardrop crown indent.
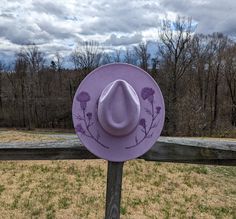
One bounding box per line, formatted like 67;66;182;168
98;79;141;136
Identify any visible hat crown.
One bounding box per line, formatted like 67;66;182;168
98;79;140;136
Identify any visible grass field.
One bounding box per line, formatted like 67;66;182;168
0;130;235;218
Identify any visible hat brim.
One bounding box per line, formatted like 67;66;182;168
72;63;165;161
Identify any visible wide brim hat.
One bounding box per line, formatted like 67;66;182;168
72;63;165;162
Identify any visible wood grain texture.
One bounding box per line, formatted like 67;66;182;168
105;162;124;219
0;137;235;165
143;141;236;165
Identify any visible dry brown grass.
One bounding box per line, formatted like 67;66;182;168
0;161;235;218
0;130;63;143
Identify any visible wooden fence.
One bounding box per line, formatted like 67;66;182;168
0;136;235;218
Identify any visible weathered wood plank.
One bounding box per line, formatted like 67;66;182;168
0;147;97;160
143;141;236;165
105;162;124;219
0;137;235;165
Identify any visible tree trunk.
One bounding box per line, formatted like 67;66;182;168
171;70;178;134
213;65;220;127
232;102;236;126
0;72;2;112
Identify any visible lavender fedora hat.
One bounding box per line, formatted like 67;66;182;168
72;63;165;162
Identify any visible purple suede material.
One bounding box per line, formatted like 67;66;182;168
97;79;141;136
72;63;165;161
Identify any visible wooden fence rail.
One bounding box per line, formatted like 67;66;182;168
0;137;235;165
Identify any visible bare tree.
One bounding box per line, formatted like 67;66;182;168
14;57;28;126
50;52;64;90
191;34;211;110
102;48;125;64
17;44;45;75
158;16;194;134
134;41;150;71
15;44;45;129
223;43;236;126
0;61;4;112
54;52;64;72
102;52;113;64
124;48;136;65
206;33;229;129
113;48;123;62
71;41;103;74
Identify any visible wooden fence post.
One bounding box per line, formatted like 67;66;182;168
105;161;124;219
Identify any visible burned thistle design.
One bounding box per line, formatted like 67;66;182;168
139;118;146;130
141;87;155;103
86;112;92;121
76;92;90;110
75;124;85;134
74;91;109;149
125;87;161;149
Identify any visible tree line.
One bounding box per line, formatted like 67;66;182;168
0;16;235;137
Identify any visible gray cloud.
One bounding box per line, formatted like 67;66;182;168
36;21;76;39
32;1;68;18
104;33;143;46
159;0;236;35
0;19;52;45
80;0;160;35
0;13;15;19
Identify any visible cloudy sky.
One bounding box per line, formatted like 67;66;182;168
0;0;235;64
